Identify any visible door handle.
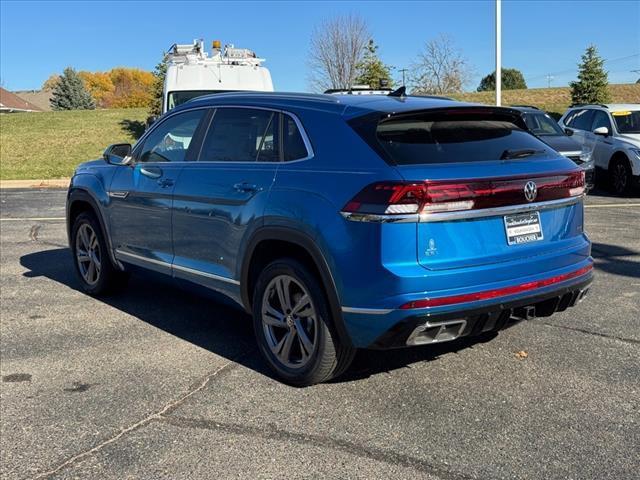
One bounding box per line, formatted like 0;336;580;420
140;166;162;179
158;178;174;188
233;182;258;192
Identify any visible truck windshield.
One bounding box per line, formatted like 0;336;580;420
167;90;234;111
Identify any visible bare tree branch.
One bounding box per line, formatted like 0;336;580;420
410;34;472;94
307;14;370;92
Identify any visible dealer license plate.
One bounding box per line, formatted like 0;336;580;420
504;211;543;245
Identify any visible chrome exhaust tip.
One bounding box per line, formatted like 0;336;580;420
406;319;467;346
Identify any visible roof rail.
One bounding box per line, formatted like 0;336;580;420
510;104;540;110
569;103;608;108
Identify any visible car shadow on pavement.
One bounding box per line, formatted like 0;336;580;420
22;247;506;385
591;242;640;279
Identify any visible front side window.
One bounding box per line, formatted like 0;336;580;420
523;113;565;136
611;110;640;134
199;108;278;162
591;110;612;132
137;109;206;163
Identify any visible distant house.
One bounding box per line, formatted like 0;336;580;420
0;87;43;113
12;90;53;111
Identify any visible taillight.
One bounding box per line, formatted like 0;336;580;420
342;171;585;216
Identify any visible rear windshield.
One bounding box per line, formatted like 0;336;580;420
370;111;550;165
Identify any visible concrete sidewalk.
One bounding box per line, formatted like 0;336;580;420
0;178;70;189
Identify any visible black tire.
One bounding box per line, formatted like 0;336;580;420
70;212;129;295
608;157;632;195
252;258;355;386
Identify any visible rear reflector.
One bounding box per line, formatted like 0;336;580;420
342;170;585;216
399;264;593;309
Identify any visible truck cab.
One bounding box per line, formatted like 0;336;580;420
163;39;274;114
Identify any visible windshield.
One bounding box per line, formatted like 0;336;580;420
612;110;640;134
166;90;234;111
523;112;565;136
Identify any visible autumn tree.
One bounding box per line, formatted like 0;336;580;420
411;34;471;94
308;14;370;92
78;71;114;106
355;39;393;89
570;45;610;105
42;74;60;91
50;67;95;110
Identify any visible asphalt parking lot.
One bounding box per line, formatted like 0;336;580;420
1;187;639;480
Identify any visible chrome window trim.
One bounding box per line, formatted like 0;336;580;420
115;250;240;285
341;195;584;223
194;105;314;164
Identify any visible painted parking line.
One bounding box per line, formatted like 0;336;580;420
0;217;66;221
584;203;640;208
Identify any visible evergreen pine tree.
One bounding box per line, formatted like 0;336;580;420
570;45;610;105
354;40;393;89
50;67;95;110
149;56;167;117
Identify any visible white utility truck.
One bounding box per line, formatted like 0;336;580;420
162;39;274;114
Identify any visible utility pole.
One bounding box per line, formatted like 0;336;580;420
399;68;408;87
495;0;501;106
546;74;554;88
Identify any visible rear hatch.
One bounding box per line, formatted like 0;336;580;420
347;106;586;271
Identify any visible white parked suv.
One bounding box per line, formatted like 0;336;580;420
559;104;640;195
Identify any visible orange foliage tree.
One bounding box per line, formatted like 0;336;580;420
76;68;154;108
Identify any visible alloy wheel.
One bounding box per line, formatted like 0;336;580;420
75;223;102;286
612;163;628;193
261;275;318;369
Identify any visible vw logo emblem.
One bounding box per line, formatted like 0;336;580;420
524;181;538;202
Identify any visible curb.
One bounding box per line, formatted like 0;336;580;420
0;179;70;190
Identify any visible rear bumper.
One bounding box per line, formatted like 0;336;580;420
369;275;592;349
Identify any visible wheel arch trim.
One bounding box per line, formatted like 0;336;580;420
240;226;352;348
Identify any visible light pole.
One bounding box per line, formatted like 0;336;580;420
495;0;502;106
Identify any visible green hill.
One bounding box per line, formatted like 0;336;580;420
1;108;147;180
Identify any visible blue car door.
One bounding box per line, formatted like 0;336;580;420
107;108;209;274
172;107;280;300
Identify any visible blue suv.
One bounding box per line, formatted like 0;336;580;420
67;92;593;385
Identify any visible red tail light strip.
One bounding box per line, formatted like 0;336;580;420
399;264;593;309
342;170;585;220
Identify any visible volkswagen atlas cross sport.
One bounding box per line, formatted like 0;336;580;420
67;91;593;386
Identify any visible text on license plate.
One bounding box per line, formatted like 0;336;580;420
504;211;543;245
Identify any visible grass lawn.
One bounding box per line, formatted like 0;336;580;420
450;83;640;118
0;108;147;180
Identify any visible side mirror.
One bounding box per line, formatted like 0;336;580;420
564;128;574;136
103;143;132;165
593;126;609;137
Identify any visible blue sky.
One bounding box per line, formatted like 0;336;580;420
1;0;639;92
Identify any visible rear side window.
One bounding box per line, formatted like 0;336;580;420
367;110;550;165
283;115;309;161
199;108;278;162
567;109;594;131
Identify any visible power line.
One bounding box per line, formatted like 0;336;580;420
524;53;640;82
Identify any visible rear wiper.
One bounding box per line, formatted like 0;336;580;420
500;148;545;160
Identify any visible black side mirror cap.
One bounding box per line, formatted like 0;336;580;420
103;143;132;165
